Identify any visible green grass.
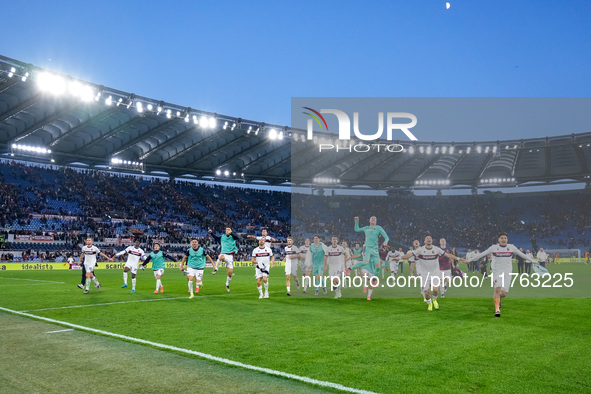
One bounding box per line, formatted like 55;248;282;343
1;263;590;393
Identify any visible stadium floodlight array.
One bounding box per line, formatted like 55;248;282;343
313;177;341;184
415;179;451;186
215;169;243;178
110;158;144;172
11;144;51;154
480;178;516;184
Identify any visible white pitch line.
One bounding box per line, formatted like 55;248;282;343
0;277;65;284
0;306;376;394
46;329;74;334
22;291;283;312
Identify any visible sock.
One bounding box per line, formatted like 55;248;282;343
264;282;269;293
226;275;233;285
287;286;290;293
132;278;136;290
195;282;200;291
367;288;373;298
433;295;438;301
304;283;308;291
188;280;193;294
215;260;220;270
85;278;90;290
257;285;263;295
156;279;161;290
441;286;446;296
427;299;432;304
92;277;99;286
123;272;128;284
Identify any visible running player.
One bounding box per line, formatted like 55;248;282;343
438;238;453;298
209;227;241;292
463;232;536;317
253;237;274;299
300;238;312;293
351;242;363;277
400;235;459;311
324;236;346;298
386;247;402;277
309;235;328;295
354;216;389;278
79;237;112;294
141;243;175;294
115;239;145;293
284;237;300;296
180;238;215;299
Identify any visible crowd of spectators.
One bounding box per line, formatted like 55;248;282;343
1;160;590;261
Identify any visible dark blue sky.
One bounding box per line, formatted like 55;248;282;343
3;1;590;140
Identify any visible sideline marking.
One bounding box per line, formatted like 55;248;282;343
46;328;74;334
0;306;376;394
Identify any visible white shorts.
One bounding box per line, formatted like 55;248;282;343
416;269;441;291
440;269;452;280
187;267;204;282
360;269;378;283
289;259;299;276
328;264;344;277
83;262;96;273
125;262;138;275
219;253;234;269
153;269;164;278
492;266;512;292
255;264;270;279
285;260;292;276
389;261;399;274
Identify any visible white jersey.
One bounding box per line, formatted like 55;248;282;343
470;244;533;269
116;246;145;266
465;251;474;261
256;236;273;248
343;247;353;267
537;251;548;262
252;246;273;270
386;250;402;263
412;245;445;272
284;245;298;263
67;257;74;265
406;249;418;262
299;244;311;267
81;245;101;266
325;245;346;269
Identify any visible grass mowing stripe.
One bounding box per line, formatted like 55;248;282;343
21;290;284;312
0;306;377;394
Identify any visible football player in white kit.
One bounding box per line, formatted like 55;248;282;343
401;235;460;311
115;239;145;293
407;240;420;278
463;232;536;317
79;237;112;294
253;238;275;299
324;236;346;298
283;237;300;296
299;238;312;293
247;229;276;247
386;248;403;277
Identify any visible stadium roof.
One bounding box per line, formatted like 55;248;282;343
1;55;590;190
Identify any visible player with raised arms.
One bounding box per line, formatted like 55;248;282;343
400;235;460;311
79;237;112;294
253;237;275;299
463;232;536;317
180;238;215;299
115;239;145;293
209;227;241;292
141;243;175;294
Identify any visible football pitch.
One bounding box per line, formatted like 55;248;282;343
1;263;590;393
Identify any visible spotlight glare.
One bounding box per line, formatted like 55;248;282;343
268;128;277;140
209;117;216;129
200;115;208;127
216;170;221;176
224;170;229;176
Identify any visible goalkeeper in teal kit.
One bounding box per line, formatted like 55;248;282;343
349;216;389;300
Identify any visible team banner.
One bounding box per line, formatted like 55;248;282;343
14;235;54;242
291;98;591;299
